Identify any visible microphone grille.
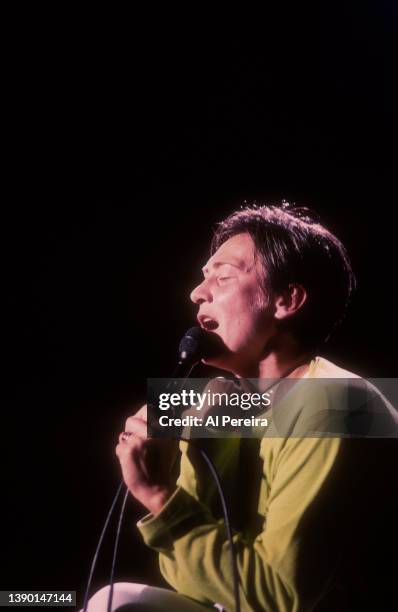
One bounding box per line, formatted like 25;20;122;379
178;326;202;357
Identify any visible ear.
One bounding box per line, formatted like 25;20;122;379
274;283;308;321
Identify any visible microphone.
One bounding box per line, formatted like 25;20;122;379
172;326;206;378
148;326;223;423
148;328;205;417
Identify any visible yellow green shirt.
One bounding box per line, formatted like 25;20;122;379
137;357;398;611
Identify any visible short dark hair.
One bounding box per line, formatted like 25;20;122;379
211;202;356;349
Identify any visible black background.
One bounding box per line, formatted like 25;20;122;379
3;4;397;609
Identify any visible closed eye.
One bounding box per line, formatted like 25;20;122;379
217;276;234;284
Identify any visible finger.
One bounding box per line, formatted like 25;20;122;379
124;417;147;439
134;405;148;420
119;431;133;444
125;406;147;430
115;436;143;457
115;441;132;456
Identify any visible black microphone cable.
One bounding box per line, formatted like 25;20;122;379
106;486;130;612
81;436;242;612
82;327;205;611
102;437;241;612
82;481;125;612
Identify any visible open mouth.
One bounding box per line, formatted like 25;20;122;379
198;316;219;331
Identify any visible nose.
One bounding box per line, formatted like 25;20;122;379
190;278;213;305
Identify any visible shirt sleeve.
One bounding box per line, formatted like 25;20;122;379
137;435;343;611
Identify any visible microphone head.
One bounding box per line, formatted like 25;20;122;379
178;326;203;361
178;326;224;363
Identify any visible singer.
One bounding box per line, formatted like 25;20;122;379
85;204;398;611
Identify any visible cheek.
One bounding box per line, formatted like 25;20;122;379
220;291;264;339
218;291;248;323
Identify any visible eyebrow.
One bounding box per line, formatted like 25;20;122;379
201;259;246;276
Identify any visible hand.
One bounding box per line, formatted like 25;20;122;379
115;405;179;515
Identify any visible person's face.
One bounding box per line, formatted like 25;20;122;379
190;233;276;374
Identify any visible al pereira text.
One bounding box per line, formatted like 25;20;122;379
158;415;269;428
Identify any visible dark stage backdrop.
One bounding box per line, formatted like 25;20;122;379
2;4;397;609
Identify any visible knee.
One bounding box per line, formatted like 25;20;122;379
81;582;147;611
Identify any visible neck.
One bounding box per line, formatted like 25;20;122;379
233;334;315;380
257;350;313;379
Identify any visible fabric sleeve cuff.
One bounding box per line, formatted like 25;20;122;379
136;486;212;551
